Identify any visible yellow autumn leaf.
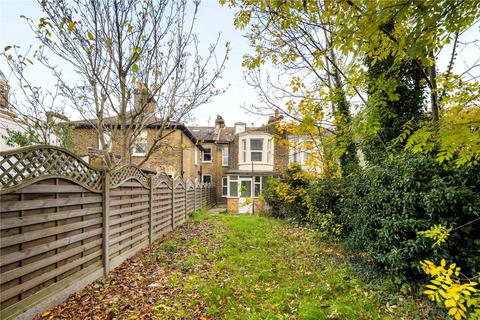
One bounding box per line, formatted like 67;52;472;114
41;311;51;317
445;299;456;308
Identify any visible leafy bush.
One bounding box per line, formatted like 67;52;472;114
263;164;346;237
341;153;480;278
262;164;310;222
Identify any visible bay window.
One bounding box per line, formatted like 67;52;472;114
250;139;263;162
238;134;274;167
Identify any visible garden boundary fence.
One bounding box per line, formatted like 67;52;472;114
0;145;216;320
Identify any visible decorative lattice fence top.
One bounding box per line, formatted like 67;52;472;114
0;145;103;194
110;165;151;189
152;172;173;188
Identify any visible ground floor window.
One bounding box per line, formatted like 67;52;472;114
202;175;212;184
226;175;271;198
229;176;238;197
222;176;228;196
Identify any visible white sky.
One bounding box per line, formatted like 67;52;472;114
0;0;265;127
1;1;479;127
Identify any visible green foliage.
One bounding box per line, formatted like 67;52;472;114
263;163;346;237
2;121;75;150
341;153;480;278
262;164;310;222
362;52;425;163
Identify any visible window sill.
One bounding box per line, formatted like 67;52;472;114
238;162;273;165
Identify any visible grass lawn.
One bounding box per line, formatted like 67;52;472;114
40;211;435;319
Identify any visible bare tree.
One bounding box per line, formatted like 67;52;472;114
3;0;229;167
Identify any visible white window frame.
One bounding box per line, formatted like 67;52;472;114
250;138;264;162
202;146;212;163
99;131;112;152
132;130;148;156
222;145;229;166
228;175;239;197
202;174;212;184
238;133;274;165
222;176;228;196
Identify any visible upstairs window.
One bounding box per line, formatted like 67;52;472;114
250;139;263;162
99;132;112;152
222;146;229;166
267;139;272;163
132;130;147;156
202;147;212;162
241;139;247;163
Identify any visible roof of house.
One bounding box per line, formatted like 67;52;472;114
188;126;235;143
67;115;202;149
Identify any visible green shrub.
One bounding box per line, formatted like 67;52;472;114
341;153;480;277
307;178;347;238
262;164;310;222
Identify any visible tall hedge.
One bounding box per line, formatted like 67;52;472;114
341;153;480;277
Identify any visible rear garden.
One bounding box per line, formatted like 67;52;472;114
38;211;439;320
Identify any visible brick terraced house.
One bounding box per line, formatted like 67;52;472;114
188;113;290;213
69;107;313;213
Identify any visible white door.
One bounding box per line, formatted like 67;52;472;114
238;178;253;214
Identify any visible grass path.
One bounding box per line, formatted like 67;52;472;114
39;211;428;319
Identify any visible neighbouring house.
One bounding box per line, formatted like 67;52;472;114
0;70;64;151
189;113;290;213
69;118;203;181
65;82;203;180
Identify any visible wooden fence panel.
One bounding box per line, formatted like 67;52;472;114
108;179;150;270
195;185;201;211
186;181;195;215
0;178;103;313
173;181;186;227
152;178;173;241
201;185;207;208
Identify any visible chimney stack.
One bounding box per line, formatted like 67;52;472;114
215;114;225;131
134;82;155;120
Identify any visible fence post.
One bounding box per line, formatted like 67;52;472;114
149;177;154;245
171;181;175;230
102;170;110;277
184;180;188;220
194;183;197;211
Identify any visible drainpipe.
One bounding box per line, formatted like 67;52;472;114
251;161;255;215
180;132;184;179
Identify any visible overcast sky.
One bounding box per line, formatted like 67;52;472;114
0;0;266;127
1;0;479;127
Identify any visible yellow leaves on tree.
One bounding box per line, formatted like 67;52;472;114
420;259;479;320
